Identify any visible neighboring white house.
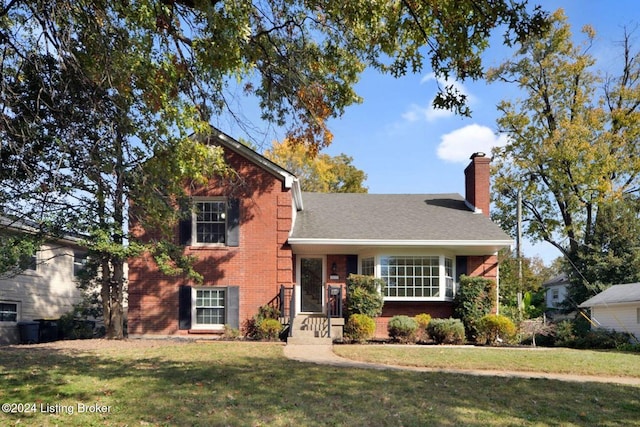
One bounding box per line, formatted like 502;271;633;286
579;282;640;342
0;233;86;344
543;273;571;319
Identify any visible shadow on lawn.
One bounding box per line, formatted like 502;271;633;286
0;342;639;426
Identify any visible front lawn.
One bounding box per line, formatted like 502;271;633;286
0;340;638;426
333;344;640;378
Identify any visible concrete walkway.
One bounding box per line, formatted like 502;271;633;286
283;344;640;386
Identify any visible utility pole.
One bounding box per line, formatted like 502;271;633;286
517;189;523;315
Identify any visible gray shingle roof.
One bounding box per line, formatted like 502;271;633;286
579;283;640;307
290;192;512;242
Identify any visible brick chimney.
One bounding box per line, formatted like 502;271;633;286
464;152;491;217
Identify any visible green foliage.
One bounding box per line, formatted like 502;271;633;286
414;313;432;342
489;10;640;302
453;275;497;342
565;196;640;309
345;274;385;318
0;0;549;339
344;314;376;343
569;329;633;350
387;316;418;343
427;318;465;345
257;318;283;341
58;311;95;340
616;342;640;352
477;314;517;345
264;139;368;193
554;320;577;347
244;305;281;339
223;325;241;340
0;233;40;278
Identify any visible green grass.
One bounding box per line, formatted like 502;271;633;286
0;341;638;426
333;345;640;378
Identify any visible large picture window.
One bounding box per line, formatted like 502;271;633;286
194;200;226;244
194;288;225;328
381;256;440;298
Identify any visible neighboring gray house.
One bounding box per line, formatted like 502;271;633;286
579;283;640;342
0;223;86;344
543;273;571;318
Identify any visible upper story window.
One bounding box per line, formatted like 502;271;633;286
552;289;559;300
194;200;227;245
180;198;240;247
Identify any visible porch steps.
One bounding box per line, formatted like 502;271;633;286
286;314;344;345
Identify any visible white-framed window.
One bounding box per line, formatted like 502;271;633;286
0;302;19;322
364;255;457;300
193;199;227;245
552;289;559;300
445;257;454;297
192;288;226;329
381;256;441;298
361;257;374;276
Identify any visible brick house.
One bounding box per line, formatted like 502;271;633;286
128;129;512;340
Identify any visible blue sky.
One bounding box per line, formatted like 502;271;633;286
216;1;639;265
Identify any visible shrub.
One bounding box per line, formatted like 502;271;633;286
257;318;283;341
554;319;576;347
58;311;95;340
427;318;465;345
346;274;385;318
387;315;418;343
344;314;376;343
477;314;516;345
414;313;432;341
453;275;496;342
223;324;241;339
570;329;632;350
243;304;280;339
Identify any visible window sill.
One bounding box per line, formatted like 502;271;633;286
188;329;224;335
384;297;454;302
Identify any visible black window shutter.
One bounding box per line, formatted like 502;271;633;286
226;286;240;329
226;198;240;247
346;255;358;277
456;256;468;281
178;285;192;330
179;217;192;246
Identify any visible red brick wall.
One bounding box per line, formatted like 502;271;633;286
128;147;295;336
376;301;454;338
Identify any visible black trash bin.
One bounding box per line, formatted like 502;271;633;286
35;319;59;342
17;321;40;344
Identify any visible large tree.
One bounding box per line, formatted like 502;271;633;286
264;139;367;192
1;0;548;338
489;10;640;307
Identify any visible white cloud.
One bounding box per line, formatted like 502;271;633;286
436;124;509;163
401;103;454;123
